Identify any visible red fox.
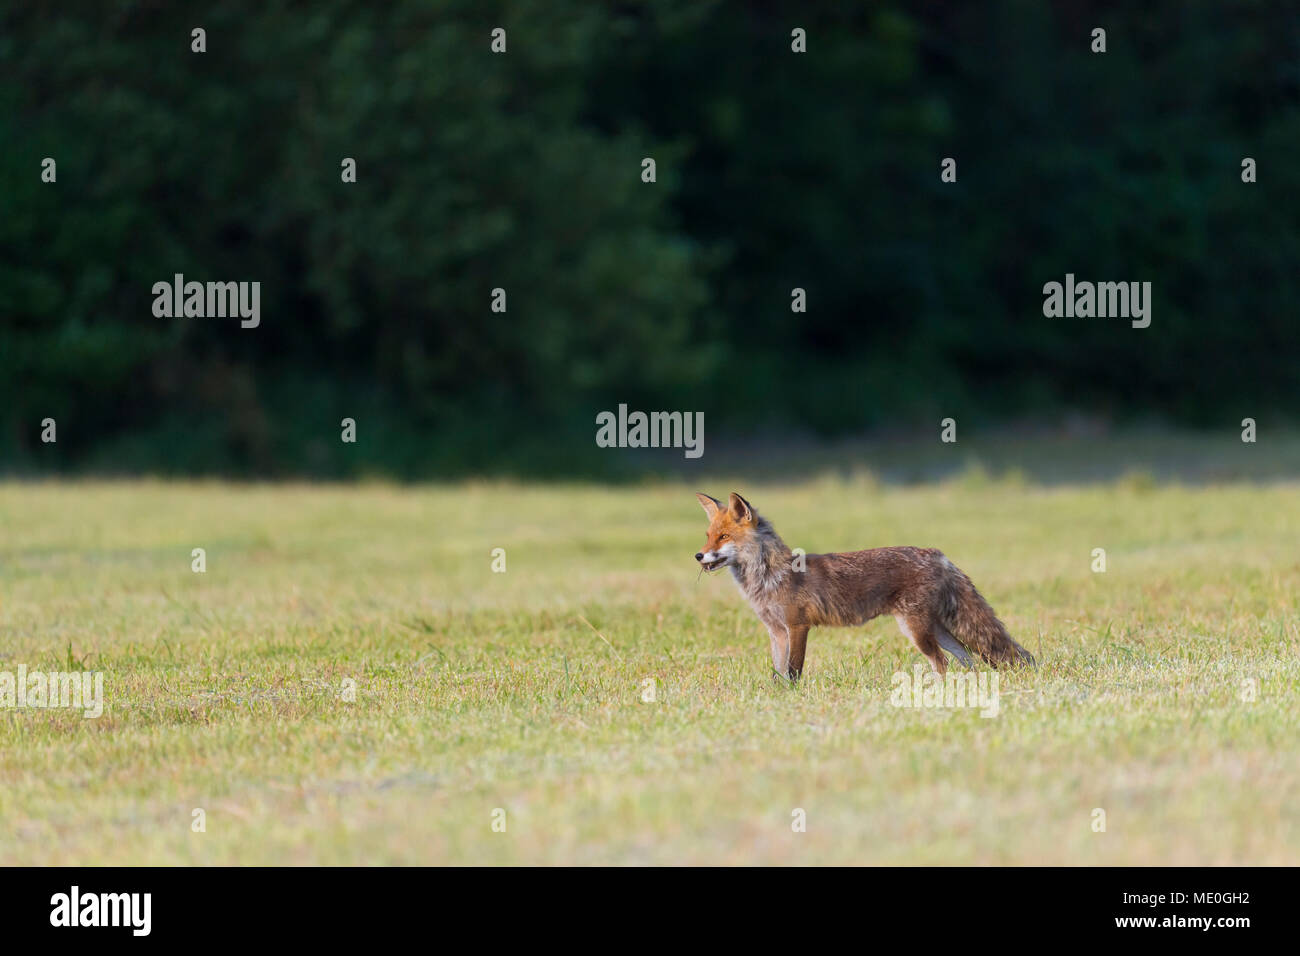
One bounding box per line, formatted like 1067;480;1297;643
694;492;1034;681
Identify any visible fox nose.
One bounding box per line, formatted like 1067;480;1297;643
695;552;704;561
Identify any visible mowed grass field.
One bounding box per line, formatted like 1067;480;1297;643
1;462;1298;864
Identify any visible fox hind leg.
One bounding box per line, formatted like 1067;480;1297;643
895;614;948;675
935;623;975;668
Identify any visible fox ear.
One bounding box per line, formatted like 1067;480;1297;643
728;492;755;523
695;492;721;518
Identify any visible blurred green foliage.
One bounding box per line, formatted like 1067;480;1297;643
2;1;1297;476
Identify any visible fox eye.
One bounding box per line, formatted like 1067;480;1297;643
718;533;729;540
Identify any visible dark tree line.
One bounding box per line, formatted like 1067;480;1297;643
3;1;1297;476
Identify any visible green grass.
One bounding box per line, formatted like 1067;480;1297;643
1;463;1298;864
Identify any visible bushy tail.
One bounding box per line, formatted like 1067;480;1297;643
938;566;1035;668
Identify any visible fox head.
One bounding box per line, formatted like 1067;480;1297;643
694;491;758;572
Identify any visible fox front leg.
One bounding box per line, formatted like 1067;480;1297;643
765;621;792;684
785;624;810;681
